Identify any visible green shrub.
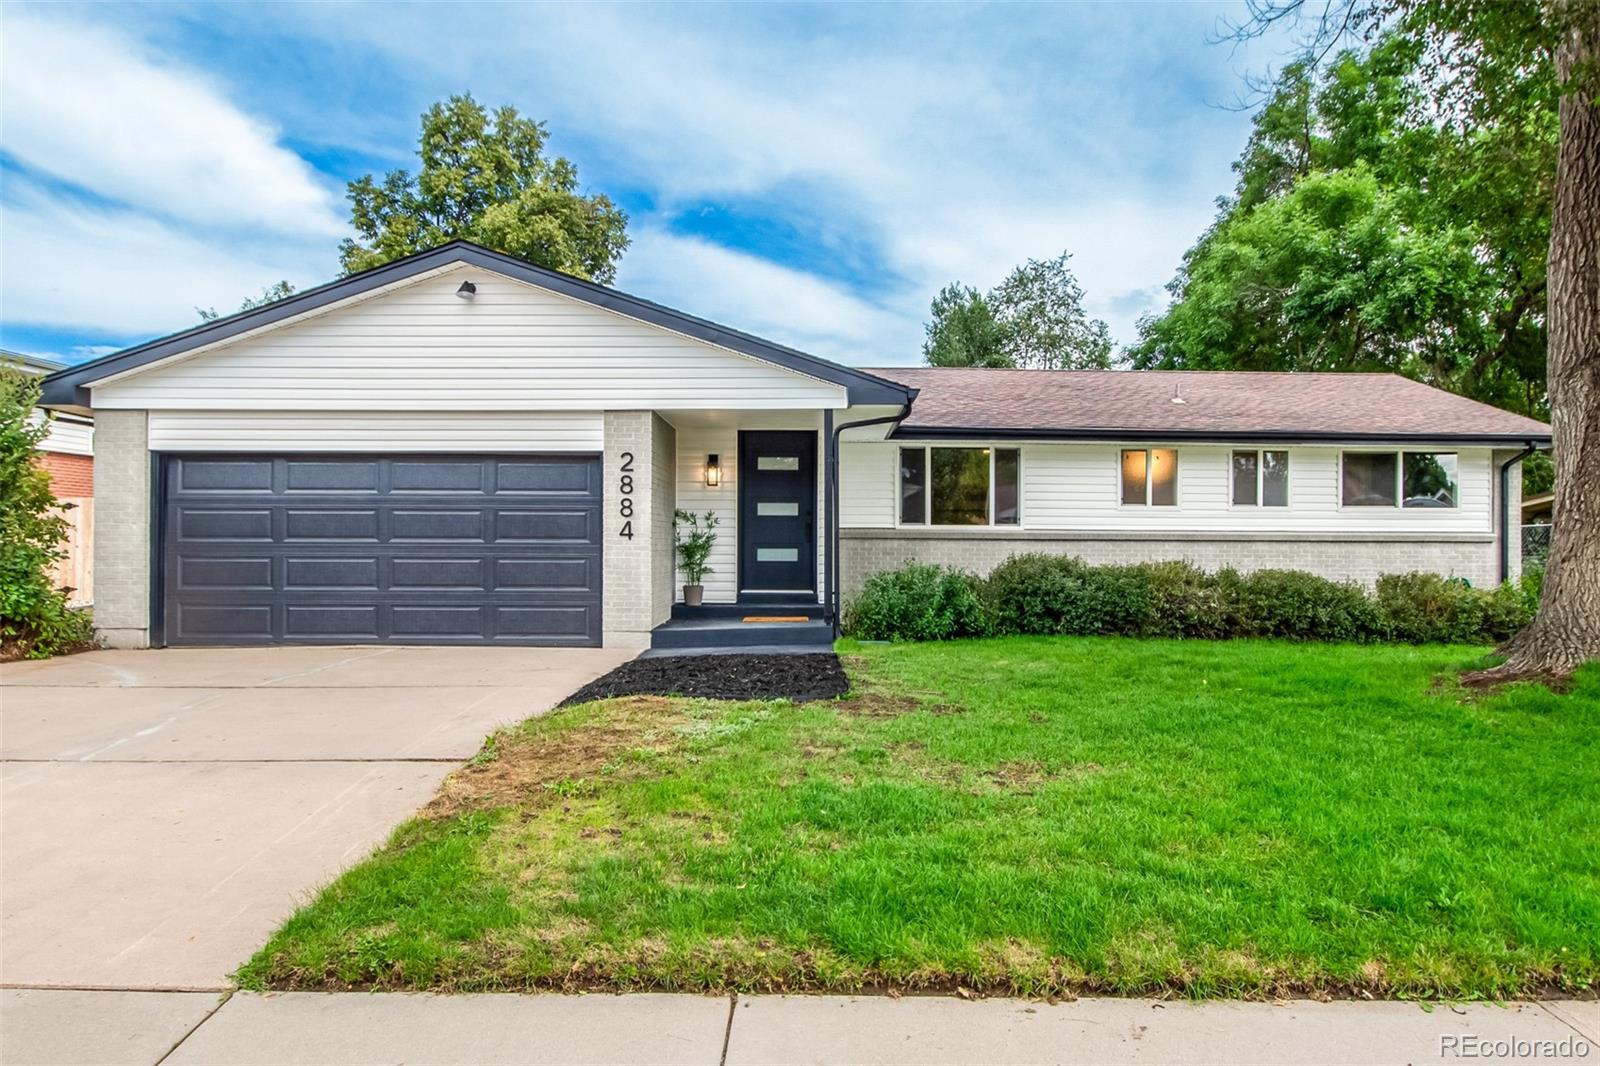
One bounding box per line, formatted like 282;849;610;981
1518;560;1545;614
1136;560;1230;639
1;366;94;658
1225;568;1383;642
984;554;1156;636
842;563;989;642
1375;571;1532;644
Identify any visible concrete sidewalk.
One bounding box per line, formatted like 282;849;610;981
2;989;1594;1065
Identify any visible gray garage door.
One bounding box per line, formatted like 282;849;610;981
159;454;602;646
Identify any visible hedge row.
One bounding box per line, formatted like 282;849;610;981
842;555;1532;645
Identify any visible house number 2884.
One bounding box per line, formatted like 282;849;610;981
617;452;635;540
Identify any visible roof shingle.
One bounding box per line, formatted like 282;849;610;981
868;368;1550;443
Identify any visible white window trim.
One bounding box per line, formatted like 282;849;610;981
1117;447;1181;508
1339;450;1460;510
1228;448;1291;509
895;444;1024;529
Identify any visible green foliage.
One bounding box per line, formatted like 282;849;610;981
341;94;629;281
197;280;296;322
1376;572;1532;644
841;563;988;642
1135;32;1556;418
844;555;1528;646
923;251;1112;370
0;367;92;658
672;510;719;586
1522;449;1555;497
922;284;1010;368
990;252;1114;369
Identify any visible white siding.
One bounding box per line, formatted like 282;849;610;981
36;414;93;456
839;441;1494;534
91;265;848;412
146;411;602;452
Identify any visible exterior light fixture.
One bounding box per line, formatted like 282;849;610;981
456;281;477;300
704;454;721;487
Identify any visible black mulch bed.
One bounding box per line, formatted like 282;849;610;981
560;653;849;706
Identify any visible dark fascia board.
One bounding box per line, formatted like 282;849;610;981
891;426;1553;446
41;240;913;408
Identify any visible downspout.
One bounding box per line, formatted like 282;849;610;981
1499;441;1540;584
826;397;915;636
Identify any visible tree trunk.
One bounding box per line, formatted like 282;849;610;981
1469;4;1600;684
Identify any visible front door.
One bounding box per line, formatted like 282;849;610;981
738;430;816;595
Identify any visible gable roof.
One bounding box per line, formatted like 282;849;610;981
40;241;913;409
866;368;1551;445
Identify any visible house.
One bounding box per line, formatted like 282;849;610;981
7;352;94;605
39;241;1551;652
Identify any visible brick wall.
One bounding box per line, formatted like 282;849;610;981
603;412;666;648
91;410;150;648
37;451;93;497
840;528;1500;600
651;414;677;627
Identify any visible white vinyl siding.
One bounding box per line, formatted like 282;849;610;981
35;414;93;456
91;266;848;412
838;441;1494;534
146;411;603;452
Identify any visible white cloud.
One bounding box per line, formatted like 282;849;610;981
618;228;921;365
0;10;343;236
0;178;330;336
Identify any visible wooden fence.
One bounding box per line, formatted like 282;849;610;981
47;497;94;607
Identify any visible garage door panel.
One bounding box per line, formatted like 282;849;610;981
284;509;380;541
284;557;380;590
174;603;275;640
284;460;380;492
177;556;275;590
494;557;594;591
162;454;602;647
497;606;593;638
178;460;274;492
495;508;598;543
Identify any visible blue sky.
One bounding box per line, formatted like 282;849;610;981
0;3;1295;367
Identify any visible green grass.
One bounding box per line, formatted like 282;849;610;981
237;638;1600;999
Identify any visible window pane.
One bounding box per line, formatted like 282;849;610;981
898;448;926;525
1232;451;1258;506
930;448;990;525
1121;449;1147;506
1150;449;1178;506
1261;451;1289;507
756;456;799;471
994;449;1020;525
756;547;798;562
1343;452;1397;506
756;501;799;517
1403;452;1458;508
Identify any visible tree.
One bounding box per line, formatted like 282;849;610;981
1134;32;1555;419
340;94;629;281
197;280;296;322
1225;0;1597;682
0;366;91;658
922;284;1010;367
922;252;1112;369
991;253;1115;369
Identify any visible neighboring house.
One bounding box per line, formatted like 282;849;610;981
39;241;1550;652
7;352;94;606
1522;492;1555;525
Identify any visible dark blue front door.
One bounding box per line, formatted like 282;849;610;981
738;431;816;595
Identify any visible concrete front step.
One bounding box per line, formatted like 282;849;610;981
649;617;834;652
670;601;827;621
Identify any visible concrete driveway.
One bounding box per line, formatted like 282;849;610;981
0;645;631;991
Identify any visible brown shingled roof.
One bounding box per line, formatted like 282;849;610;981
866;368;1550;443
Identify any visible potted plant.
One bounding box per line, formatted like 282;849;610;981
674;510;719;606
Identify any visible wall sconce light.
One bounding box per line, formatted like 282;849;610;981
455;281;477;300
704;454;721;488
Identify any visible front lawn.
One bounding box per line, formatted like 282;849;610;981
238;638;1599;999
